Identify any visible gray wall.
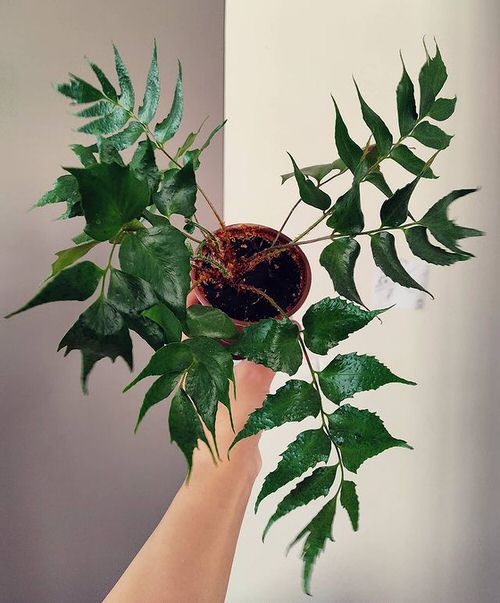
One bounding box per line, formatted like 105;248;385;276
0;2;224;602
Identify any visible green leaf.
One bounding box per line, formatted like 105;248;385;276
405;225;471;265
142;303;182;343
428;96;457;121
396;54;418;136
370;232;432;295
418;42;447;117
72;231;96;245
230;318;302;375
78;107;130;136
365;171;393;197
155;61;183;143
318;352;415;405
326;185;363;234
320;239;364;307
67;164;150;241
102;122;144;151
303;297;387;355
119;222;191;318
6;262;103;318
153;163;197;218
328;404;412;472
182;120;227;170
113;44;134;110
354;81;393;156
263;465;338;540
380;175;420;227
135;372;182;432
169;388;210;477
124;313;167;350
130;139;160;193
419;188;483;253
70;144;98;167
87;60;117;101
340;480;359;531
390;145;436;179
332;98;363;173
33;174;81;219
186;305;239;339
55;75;104;103
50;242;99;277
138;40;160;124
58;297;133;393
230;380;321;451
288;154;331;211
281;159;346;185
255;429;332;512
288;496;337;595
108;269;158;315
411;121;452;149
123;342;193;391
97;137;125;166
75;101;114;118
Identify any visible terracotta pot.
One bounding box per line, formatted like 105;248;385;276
191;223;312;328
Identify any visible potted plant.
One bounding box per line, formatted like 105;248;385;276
6;40;483;594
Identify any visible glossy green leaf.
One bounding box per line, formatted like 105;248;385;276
428;96;457;121
113;44;134;110
33;174;81;220
229;380;321;451
155;61;183;143
153;163;197;218
169;388;210;477
70;144;98;167
281;159;346;185
119;222;191;318
55;75;104;103
130;139;160;193
255;429;331;512
97;137;125;166
288;154;331;211
411;121;452;150
370;232;432;295
328;404;412;472
380;175;420;227
263;465;338;540
396;54;418;136
419;188;483;253
405;226;470;265
326;185;363;234
67;164;150;241
108;269;158;315
303;297;387;355
135;372;182;432
138;40;160;124
318;352;415;405
75;101;114;119
87;60;117;100
50;242;99;277
142;303;182;343
124;313;167;350
78;107;130;136
6;262;103;318
186;305;239;339
418;42;447;117
340;480;359;531
230;318;302;375
354;81;393;156
365;171;393;197
102;122;145;151
72;231;96;245
390;145;436;178
332;98;363;173
320;238;364;307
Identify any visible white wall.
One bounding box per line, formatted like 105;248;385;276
224;1;500;601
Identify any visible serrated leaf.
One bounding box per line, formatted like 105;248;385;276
396;54;418;136
370;232;432;295
50;242;99;277
33;174;81;219
119;222;191;318
186;305;239;339
288;154;331;211
412;121;452;150
281;159;346;185
418;42;447;117
354;81;393;156
328;404;412;472
419;188;483;253
55;75;104;103
169;388;210;477
303;297;386;355
230;380;321;451
365;171;393;197
113;44;134;110
138;40;160;124
326;185;363;234
230;318;302;375
142;303;182;343
263;465;338;540
87;60;117;101
107;269;158;315
135;372;182;432
153;163;197;218
318;352;415;405
380;175;420;227
332;98;363;173
340;480;359;531
6;262;103;318
255;429;332;511
130;139;160;193
405;226;471;265
75;100;114;119
78;107;130;136
320;238;364;307
67;163;150;241
70;144;98;167
390;145;436;179
288;497;338;595
155;61;183;143
102;122;144;151
428;96;457;121
97;137;125;166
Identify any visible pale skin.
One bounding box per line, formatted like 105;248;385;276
104;348;275;603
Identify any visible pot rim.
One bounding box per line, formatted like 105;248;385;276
191;222;312;327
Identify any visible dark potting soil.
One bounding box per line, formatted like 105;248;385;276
199;233;305;322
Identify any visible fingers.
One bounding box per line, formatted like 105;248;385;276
234;360;275;394
186;290;199;308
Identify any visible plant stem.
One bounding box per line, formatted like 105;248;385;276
237;284;289;319
99;240;119;298
191;255;231;277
